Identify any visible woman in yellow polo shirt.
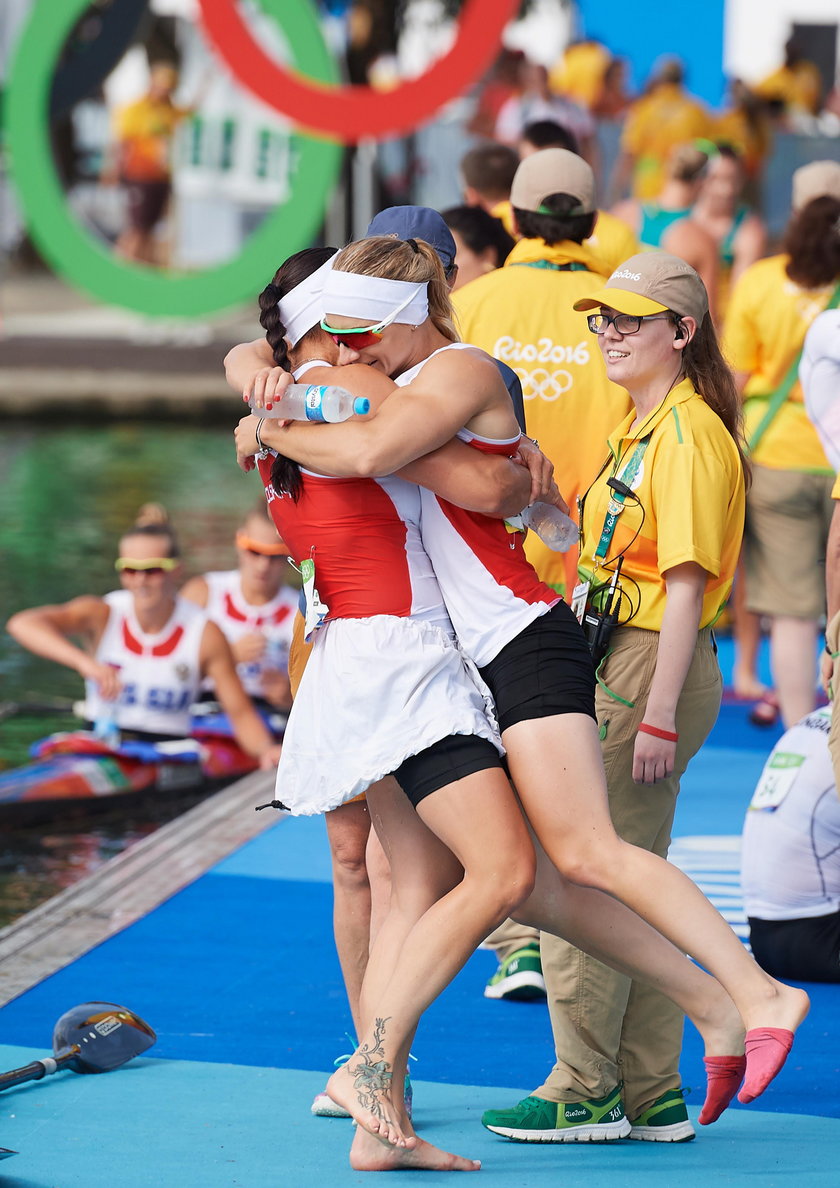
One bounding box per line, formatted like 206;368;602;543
488;252;749;1142
724;162;840;729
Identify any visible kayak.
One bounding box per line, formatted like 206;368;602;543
0;706;285;814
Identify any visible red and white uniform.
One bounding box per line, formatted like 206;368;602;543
202;570;298;698
396;344;559;667
85;590;207;736
255;360;501;815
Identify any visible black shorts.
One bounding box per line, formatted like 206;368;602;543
393;733;503;808
124;179;171;232
748;912;840;983
478;601;596;733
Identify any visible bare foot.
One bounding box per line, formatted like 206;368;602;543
350;1126;480;1172
733;676;769;701
326;1027;414;1149
694;985;745;1059
742;980;810;1039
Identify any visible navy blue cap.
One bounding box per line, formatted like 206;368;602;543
365;206;457;273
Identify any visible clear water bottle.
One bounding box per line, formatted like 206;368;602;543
249;384;370;423
93;701;120;749
521;501;578;552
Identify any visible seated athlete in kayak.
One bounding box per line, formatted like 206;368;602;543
182;501;298;714
6;504;282;769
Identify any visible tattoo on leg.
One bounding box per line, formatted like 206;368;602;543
351;1017;394;1122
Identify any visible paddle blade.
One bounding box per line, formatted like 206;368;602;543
52;1002;156;1074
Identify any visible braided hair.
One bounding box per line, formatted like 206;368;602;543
257;246;337;500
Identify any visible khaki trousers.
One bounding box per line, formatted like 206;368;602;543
534;626;722;1119
826;610;840;792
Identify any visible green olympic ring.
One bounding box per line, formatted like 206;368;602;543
4;0;342;318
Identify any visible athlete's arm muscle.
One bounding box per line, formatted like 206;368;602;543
6;597;117;696
260;350;513;477
200;620;280;766
180;575;209;607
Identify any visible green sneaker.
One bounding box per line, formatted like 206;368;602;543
484;943;546;1001
629;1089;695;1142
481;1088;630;1142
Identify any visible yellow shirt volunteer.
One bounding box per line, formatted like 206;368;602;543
114;96;188;182
621;84;712;200
549;41;611;110
586;210;640;276
724;255;836;473
578;378;745;632
453;237;632;590
713;108;771;181
490;201;639;275
755;62;822;116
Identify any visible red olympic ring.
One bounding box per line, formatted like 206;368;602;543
196;0;520;142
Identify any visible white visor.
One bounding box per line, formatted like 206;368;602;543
321;270;429;327
278;253;337;347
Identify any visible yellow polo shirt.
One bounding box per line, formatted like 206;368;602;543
832;473;840;500
549;41;611;109
755;62;822;116
114;96;188;182
586;210;640;276
453;237;631;590
723;255;835;473
491;201;639;275
578;378;745;632
621;84;712;200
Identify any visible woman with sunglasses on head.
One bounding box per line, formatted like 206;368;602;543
5;504;282;769
241;238;809;1152
181;502;298;714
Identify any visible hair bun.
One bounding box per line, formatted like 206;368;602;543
134;502;170;529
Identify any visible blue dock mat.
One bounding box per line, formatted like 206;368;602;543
0;641;837;1184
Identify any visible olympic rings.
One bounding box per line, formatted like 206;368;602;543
4;0;342;318
196;0;519;142
517;368;574;401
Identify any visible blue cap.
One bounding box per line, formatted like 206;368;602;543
365;206;457;274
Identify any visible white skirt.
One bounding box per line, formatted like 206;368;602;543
275;616;503;815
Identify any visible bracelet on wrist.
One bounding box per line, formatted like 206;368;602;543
255;418;266;452
638;722;679;743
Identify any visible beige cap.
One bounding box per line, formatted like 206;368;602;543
573;251;709;323
510;148;596;216
792;160;840;211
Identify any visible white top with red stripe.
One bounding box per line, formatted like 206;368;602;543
396;343;558;666
85;590;207;736
258;360;451;630
202;570;298;697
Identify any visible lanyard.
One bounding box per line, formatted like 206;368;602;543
592;437;651;563
510;260;590;271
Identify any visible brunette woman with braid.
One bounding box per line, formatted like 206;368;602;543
236;239;808;1161
224;248;548;1164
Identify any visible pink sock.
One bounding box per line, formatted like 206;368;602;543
738;1027;794;1103
699;1055;746;1125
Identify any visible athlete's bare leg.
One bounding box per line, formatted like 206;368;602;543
325;798;375;1036
505;715;809;1086
327;767;536;1147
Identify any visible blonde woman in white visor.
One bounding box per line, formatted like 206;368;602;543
239;239;809;1157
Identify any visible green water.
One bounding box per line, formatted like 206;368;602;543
0;420;262;720
0;420;267;926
